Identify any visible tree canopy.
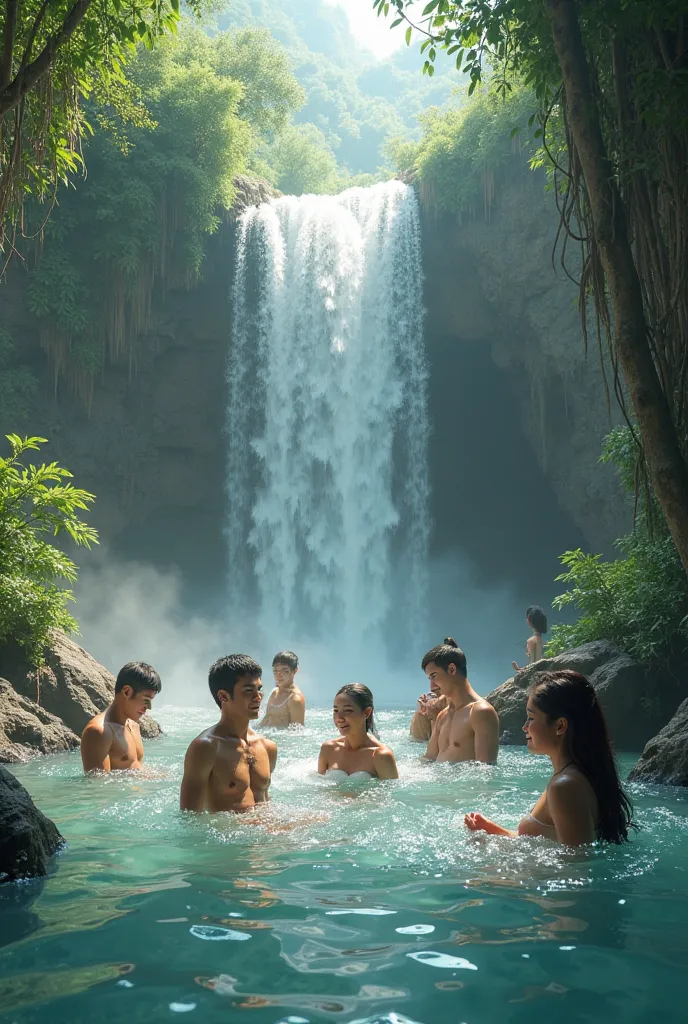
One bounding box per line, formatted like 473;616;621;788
0;0;202;256
375;0;688;577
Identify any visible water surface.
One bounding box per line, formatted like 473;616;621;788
1;707;686;1023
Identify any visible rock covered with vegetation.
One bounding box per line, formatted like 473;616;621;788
629;700;688;787
0;767;63;882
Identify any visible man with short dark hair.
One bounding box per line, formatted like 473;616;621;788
259;650;306;729
180;655;277;812
81;662;162;773
421;638;499;764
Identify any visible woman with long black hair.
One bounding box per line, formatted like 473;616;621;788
318;683;398;780
465;670;635;846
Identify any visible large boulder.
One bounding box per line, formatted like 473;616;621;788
0;680;79;763
486;641;676;751
628;699;688;786
0;766;63;882
0;631;162;757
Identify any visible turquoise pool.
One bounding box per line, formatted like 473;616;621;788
1;707;686;1023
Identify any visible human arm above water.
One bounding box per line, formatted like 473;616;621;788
180;737;215;811
80;722;112;773
317;739;335;774
288;692;306;726
423;707;445;761
472;702;500;764
372;746;399;780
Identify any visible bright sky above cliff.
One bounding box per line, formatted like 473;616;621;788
326;0;405;57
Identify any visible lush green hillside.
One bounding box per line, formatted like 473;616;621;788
216;0;462;173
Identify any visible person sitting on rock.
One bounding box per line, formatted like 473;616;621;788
423;638;499;764
409;677;447;742
180;655;277;813
465;670;635;845
81;661;161;773
512;605;548;673
259;650;306;729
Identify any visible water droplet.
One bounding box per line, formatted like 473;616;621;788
326;909;396;916
169;1003;196;1013
189;925;250;941
116;980;134;989
406;951;478;970
559;946;576;951
395;924;435;935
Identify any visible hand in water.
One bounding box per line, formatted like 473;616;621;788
464;812;505;835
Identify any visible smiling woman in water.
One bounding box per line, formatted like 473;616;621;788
318;683;399;780
465;670;635;846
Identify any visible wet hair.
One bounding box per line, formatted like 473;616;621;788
209;654;262;708
272;650;299;671
114;662;162;695
526;606;548;634
529;670;635;844
335;683;378;737
421;637;467;677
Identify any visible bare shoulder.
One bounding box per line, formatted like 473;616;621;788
288;690;306;706
261;735;278;758
549;769;593;801
471;700;498;722
185;731;217;761
435;706;450;724
319;737;339;753
372;744;396;762
82;712;107;735
127;719;142;737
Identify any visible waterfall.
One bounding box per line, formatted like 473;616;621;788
227;180;429;665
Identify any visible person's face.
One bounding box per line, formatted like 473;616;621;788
121;687;158;720
273;663;297;689
523;698;565;754
424;661;457;697
333;693;370;735
219;675;263;719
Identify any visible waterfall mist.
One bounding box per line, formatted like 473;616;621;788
227;181;430;682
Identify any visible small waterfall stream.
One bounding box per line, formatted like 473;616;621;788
227;180;429;663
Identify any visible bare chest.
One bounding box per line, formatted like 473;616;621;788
437;708;475;761
108;722;142;768
207;743;272;809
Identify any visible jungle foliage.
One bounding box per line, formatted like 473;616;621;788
375;0;688;580
548;427;688;667
0;434;98;663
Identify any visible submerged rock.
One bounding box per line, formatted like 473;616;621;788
628;699;688;787
487;640;678;751
0;766;63;882
0;631;162;760
0;680;79;763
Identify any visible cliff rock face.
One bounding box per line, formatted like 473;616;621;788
0;632;161;763
0;170;625;593
0;681;79;763
629;699;688;786
0;766;63;882
422;163;628;553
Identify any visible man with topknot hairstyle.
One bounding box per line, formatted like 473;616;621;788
421;638;499;764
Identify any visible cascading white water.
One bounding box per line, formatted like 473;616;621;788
227;180;429;664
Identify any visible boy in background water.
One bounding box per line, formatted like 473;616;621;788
259;650;306;728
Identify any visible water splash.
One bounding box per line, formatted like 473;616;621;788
228;181;429;660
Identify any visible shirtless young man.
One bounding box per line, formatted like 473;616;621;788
180;655;277;813
409;679;447;742
80;661;161;772
259;651;306;729
422;638;499;764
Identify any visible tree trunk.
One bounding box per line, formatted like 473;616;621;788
546;0;688;576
